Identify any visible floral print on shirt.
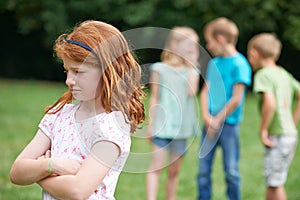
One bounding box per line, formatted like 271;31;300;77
39;103;131;200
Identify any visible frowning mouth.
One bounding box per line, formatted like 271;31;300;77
70;89;80;93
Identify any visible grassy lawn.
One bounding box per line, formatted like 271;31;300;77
1;79;299;200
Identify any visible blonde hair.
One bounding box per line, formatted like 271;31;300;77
46;20;145;132
205;17;239;44
248;33;282;61
161;26;199;66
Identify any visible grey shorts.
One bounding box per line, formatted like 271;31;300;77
264;135;298;187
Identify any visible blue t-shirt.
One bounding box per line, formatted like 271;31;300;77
206;53;252;124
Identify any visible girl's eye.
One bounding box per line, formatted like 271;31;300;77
64;68;84;74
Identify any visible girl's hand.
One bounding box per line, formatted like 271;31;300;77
51;158;82;176
37;150;82;176
37;150;51;160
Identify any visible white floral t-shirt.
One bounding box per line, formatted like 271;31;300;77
38;103;131;200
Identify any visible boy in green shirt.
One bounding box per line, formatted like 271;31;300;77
247;33;300;200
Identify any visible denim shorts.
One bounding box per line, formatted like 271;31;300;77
264;135;298;187
152;136;187;156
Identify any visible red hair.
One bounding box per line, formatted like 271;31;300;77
45;20;145;132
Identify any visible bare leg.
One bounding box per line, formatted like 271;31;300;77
266;186;287;200
166;153;183;200
146;145;167;200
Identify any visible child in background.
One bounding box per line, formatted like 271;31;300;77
247;33;300;200
146;26;200;200
10;20;145;200
197;17;252;200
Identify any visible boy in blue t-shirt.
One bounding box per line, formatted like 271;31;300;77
197;17;252;200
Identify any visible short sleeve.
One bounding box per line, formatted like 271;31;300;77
206;60;216;82
38;111;58;138
253;72;273;93
233;59;252;86
38;104;76;139
94;112;131;154
290;74;300;94
192;67;201;75
150;62;166;74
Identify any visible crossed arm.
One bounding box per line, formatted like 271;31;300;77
10;129;119;200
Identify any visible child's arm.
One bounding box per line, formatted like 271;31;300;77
293;90;300;125
200;82;220;138
146;71;160;140
200;83;211;127
214;83;245;126
187;67;200;96
260;92;276;147
10;130;82;185
10;130;52;185
38;141;119;200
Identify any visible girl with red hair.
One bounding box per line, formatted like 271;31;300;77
10;20;145;200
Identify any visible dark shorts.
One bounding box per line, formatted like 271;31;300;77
152;136;187;156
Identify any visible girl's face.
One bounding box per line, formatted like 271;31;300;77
63;57;101;101
175;35;199;66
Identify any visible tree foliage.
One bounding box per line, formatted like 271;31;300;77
0;0;299;80
2;0;300;48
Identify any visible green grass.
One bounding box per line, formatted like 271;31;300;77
1;79;299;200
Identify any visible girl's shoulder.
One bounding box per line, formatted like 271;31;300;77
151;62;185;76
94;111;131;140
151;62;170;72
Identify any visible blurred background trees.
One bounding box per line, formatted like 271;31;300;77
0;0;299;81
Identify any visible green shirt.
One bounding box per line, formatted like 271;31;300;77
151;62;199;139
253;66;300;136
